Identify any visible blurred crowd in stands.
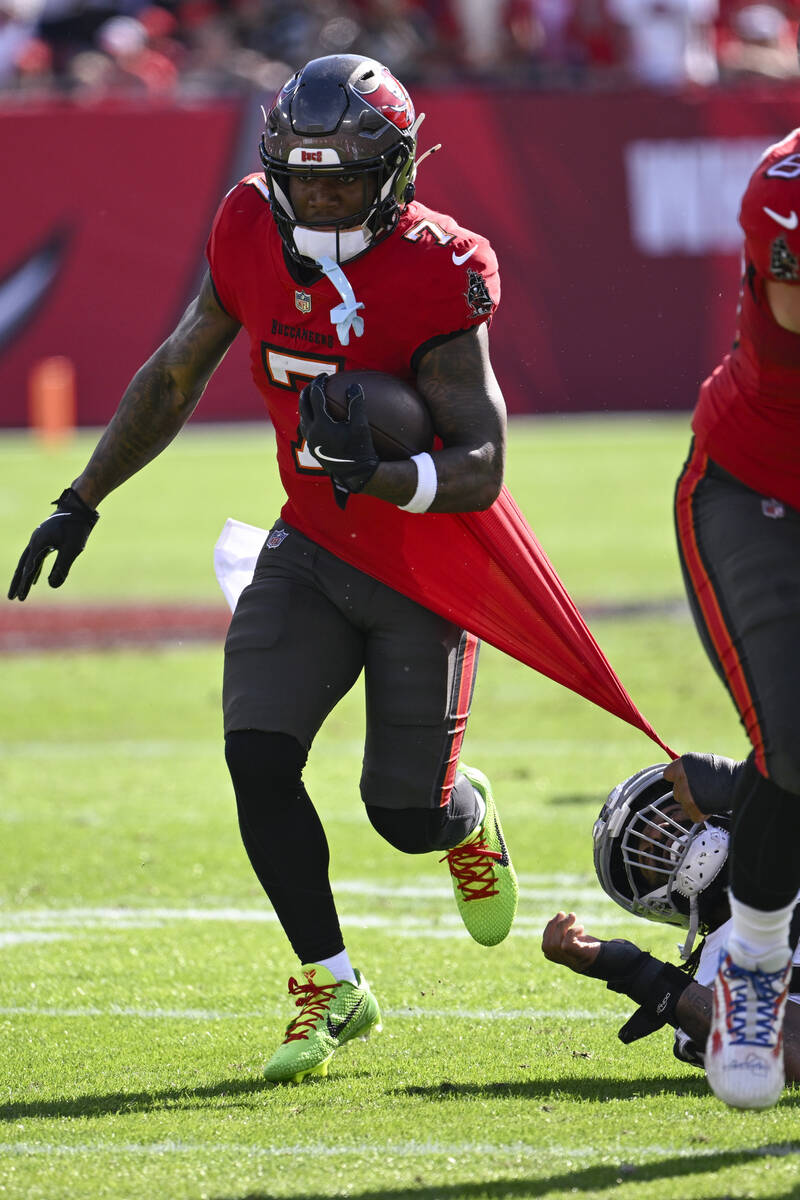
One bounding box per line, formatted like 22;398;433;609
1;0;798;99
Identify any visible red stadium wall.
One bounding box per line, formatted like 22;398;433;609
3;85;800;426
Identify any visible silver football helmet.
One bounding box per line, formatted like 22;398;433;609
593;763;730;958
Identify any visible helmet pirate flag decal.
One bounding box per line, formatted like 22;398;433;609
465;269;494;317
358;66;415;130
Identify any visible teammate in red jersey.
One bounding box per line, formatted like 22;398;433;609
8;55;519;1083
673;118;800;1109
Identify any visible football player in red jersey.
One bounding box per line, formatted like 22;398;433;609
8;55;519;1083
671;113;800;1108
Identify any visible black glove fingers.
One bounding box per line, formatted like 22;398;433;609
29;550;49;588
297;375;378;494
9;546;46;602
298;375;332;438
297;388;313;435
49;546;78;588
345;383;368;427
8;488;98;601
312;376;335;423
8;554;28;601
27;539;54;588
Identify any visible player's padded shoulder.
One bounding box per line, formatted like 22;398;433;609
206;174;272;319
397;202;500;324
740;128;800;284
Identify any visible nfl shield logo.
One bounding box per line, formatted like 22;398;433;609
266;529;289;549
762;498;785;519
295;290;312;314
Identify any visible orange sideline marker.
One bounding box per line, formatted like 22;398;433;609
28;356;76;443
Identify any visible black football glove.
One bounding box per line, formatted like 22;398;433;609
298;373;379;494
680;752;744;814
8;487;99;601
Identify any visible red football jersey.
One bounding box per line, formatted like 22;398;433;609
206;174;499;571
206;174;671;756
693;128;800;508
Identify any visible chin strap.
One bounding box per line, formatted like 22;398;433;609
677;895;700;962
317;255;365;346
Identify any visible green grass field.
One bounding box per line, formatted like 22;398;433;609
4;416;798;1200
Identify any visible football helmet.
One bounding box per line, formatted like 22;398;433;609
593;763;730;958
260;54;423;267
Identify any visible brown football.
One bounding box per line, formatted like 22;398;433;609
322;371;434;460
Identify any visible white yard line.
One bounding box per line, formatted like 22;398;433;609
0;933;68;947
0;1004;616;1021
0;1139;796;1161
0;910;639;934
0;737;643;759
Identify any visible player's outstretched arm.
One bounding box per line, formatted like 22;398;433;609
542;912;800;1085
361;322;507;513
541;911;604;971
8;273;240;601
72;272;241;509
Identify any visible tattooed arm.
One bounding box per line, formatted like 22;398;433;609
360;321;506;512
72;272;241;508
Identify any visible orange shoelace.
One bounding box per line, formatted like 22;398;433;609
282;969;341;1043
441;833;501;901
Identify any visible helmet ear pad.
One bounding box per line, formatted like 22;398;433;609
403;181;415;204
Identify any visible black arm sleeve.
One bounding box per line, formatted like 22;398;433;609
681;752;745;814
582;940;692;1044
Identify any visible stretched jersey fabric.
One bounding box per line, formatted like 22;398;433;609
693;128;800;510
207;177;672;755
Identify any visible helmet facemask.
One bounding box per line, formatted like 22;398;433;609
593;764;730;959
262;145;415;266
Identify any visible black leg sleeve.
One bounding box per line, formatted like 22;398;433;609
366;772;480;853
730;753;800;910
225;729;345;963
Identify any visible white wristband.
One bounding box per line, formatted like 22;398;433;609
398;452;437;513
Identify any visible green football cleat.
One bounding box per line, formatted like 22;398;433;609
442;764;518;947
264;963;382;1084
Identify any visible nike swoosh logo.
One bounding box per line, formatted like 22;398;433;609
452;245;478;266
313;445;355;464
326;996;364;1040
763;206;799;230
494;818;510;867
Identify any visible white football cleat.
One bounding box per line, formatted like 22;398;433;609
705;946;792;1109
